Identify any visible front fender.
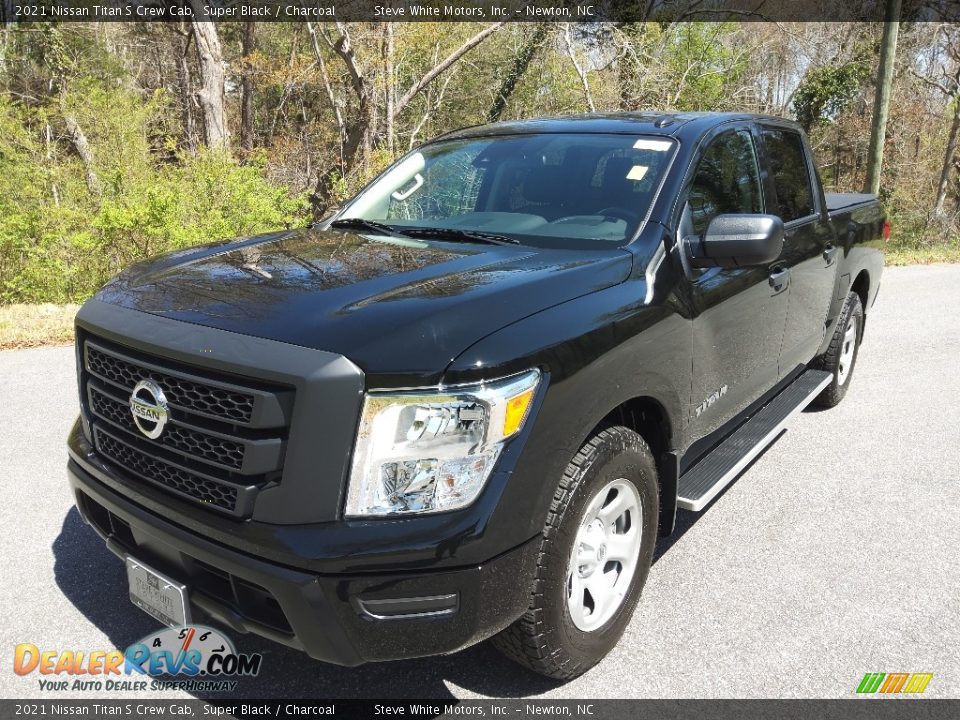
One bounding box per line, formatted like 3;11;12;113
443;278;692;546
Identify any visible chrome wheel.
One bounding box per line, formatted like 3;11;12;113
566;478;643;632
837;314;857;386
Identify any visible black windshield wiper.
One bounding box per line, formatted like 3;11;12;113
400;227;521;246
330;218;409;237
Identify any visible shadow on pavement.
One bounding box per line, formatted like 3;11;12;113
653;430;786;563
52;507;564;700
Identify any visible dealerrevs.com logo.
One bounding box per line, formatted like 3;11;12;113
856;672;934;695
13;626;262;693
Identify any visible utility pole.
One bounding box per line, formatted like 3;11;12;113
865;0;902;195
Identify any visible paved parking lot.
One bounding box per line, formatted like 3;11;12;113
1;264;958;699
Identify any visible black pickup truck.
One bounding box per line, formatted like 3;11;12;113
67;112;885;679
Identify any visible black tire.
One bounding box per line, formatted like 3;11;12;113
813;291;864;408
491;426;659;680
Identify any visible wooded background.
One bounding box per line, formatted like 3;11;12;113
0;19;958;304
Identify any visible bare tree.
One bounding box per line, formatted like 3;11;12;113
240;21;256;153
488;24;553;122
383;23;396;158
307;21;345;171
392;22;506;117
189;0;229;150
310;21;507;215
169;24;198;155
0;24;9;78
912;28;960;216
309;21;376;213
63;112;101;198
564;24;596;112
409;70;455;150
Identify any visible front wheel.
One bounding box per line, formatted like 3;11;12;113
813;291;864;408
491;426;659;680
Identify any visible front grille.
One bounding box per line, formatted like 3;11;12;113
81;334;292;517
89;386;245;470
86;344;256;424
94;428;245;512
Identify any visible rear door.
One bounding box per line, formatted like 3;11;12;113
757;124;839;376
681;125;790;439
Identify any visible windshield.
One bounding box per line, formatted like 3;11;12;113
339;133;677;248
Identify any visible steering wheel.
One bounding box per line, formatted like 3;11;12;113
596;207;640;223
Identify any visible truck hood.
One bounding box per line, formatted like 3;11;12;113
95;228;634;382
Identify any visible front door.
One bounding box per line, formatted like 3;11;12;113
681;126;790;439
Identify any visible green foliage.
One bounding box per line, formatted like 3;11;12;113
92;150;308;262
665;23;746;111
793;51;872;132
0;88;308;304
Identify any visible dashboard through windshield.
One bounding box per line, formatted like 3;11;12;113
339;133;677;249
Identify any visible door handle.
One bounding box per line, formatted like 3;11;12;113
769;267;790;293
823;244;838;265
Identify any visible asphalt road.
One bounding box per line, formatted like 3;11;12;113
1;264;958;700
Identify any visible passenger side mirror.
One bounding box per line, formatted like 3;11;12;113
686;214;784;269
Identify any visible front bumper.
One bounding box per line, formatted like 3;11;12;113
68;456;539;666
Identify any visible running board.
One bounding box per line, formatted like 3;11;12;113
677;369;832;512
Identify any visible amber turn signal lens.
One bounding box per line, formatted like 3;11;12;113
503;388;535;438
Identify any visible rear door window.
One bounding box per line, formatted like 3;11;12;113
760;127;815;222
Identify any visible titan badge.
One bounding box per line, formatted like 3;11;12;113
695;384;728;418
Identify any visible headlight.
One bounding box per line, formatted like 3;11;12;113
345;369;541;517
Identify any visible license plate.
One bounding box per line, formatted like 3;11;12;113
125;557;190;628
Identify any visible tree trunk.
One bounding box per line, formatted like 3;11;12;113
934;96;960;215
189;2;229;150
240;21;255;153
63;114;102;198
394;22;506;119
45;122;60;207
617;23;649;111
0;24;9;78
172;26;198;155
310;24;374;217
306;21;345;172
383;23;395;158
312;22;504;218
865;0;901;195
564;24;596;112
488;24;551;122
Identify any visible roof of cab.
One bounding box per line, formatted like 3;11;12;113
436;112;799;143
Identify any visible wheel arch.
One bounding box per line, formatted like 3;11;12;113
851;269;870;312
850;268;871;339
595;395;679;538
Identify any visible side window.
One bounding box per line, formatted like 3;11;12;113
760;127;814;222
687;130;763;236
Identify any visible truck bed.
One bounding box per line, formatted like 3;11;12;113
825;192;877;213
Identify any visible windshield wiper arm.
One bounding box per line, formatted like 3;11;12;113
330;218;410;237
401;227;520;246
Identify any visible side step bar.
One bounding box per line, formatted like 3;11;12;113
677;369;832;511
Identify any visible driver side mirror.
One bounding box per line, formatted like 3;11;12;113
686;214;784;269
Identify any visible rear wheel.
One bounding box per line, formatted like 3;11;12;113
492;426;659;680
813;291;863;408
